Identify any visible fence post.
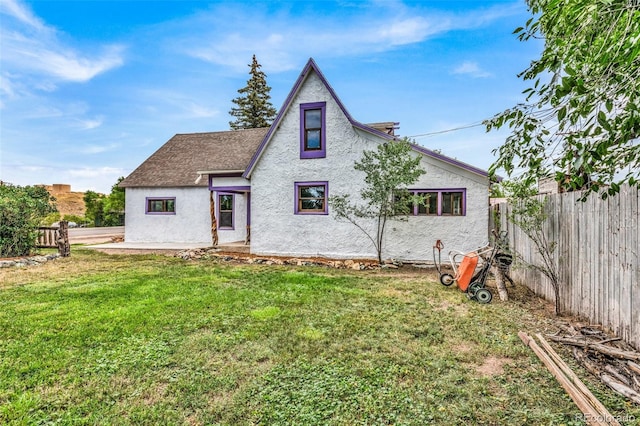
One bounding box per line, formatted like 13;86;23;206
57;221;70;257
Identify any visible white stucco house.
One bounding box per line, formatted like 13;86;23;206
119;58;491;261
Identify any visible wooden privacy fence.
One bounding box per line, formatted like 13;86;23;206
37;221;70;257
492;184;639;350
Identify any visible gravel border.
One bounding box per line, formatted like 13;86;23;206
0;253;61;268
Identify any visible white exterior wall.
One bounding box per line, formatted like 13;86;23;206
384;158;489;261
124;187;212;244
249;71;489;261
125;184;249;245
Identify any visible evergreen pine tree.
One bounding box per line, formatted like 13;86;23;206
229;55;277;129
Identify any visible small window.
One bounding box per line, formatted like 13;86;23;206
304;109;322;150
441;191;463;215
295;182;328;215
300;102;326;159
218;193;234;229
417;192;438;215
393;190;414;215
146;197;175;214
406;189;465;216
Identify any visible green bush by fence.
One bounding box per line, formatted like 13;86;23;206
0;183;56;257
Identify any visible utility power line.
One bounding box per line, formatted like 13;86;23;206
408;121;485;139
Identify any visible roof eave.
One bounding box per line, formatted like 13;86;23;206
196;169;245;176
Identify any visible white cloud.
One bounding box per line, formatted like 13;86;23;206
0;75;15;108
75;117;104;130
1;162;125;193
375;17;437;45
0;0;125;87
138;88;220;120
18;165;48;172
0;0;45;30
452;61;493;78
37;44;125;82
66;166;127;192
68;166;125;179
77;143;119;155
186;103;219;119
173;2;520;73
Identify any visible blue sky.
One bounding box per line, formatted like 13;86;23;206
1;0;541;194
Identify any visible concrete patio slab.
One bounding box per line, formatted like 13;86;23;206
85;242;213;250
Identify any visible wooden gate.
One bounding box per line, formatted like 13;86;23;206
37;221;70;257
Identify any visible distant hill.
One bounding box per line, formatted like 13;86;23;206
43;184;89;218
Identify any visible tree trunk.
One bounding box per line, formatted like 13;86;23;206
490;263;509;301
57;221;70;257
376;214;386;264
210;191;218;246
553;284;561;316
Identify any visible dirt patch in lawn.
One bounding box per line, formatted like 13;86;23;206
476;356;513;377
435;299;471;316
453;342;475;354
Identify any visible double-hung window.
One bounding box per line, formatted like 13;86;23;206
300;102;326;159
295;182;328;215
146;197;176;214
218;193;234;229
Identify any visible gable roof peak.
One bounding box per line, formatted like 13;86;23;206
244;58;378;177
242;58;490;180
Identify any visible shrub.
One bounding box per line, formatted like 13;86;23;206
63;214;87;226
43;212;62;226
0;184;56;257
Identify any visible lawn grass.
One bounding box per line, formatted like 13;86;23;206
1;249;637;425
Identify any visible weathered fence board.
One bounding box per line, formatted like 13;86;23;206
37;227;59;248
37;221;70;257
492;184;639;350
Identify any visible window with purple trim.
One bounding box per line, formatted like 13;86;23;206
410;189;465;216
218;193;234;229
441;191;464;215
417;191;438;215
295;182;328;214
146;197;175;214
300;102;326;159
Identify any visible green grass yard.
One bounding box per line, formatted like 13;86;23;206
1;249;637;425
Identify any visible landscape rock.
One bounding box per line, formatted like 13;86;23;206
0;253;60;268
171;248;390;272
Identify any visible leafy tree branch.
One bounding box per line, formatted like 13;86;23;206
486;0;640;198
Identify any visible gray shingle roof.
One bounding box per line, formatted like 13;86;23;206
119;128;268;188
